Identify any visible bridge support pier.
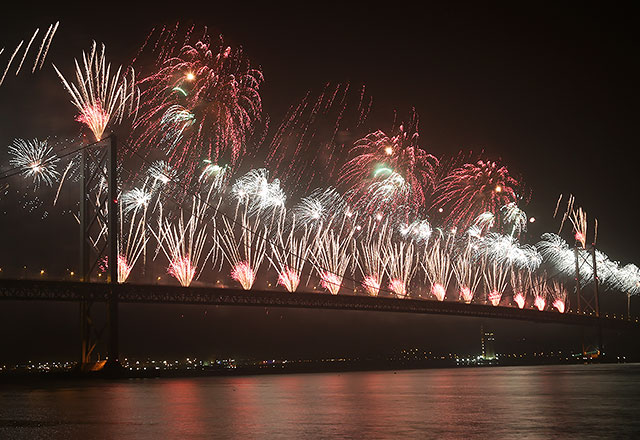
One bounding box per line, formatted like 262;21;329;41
78;135;120;371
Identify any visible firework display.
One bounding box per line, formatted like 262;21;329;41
2;21;639;321
131;27;263;186
8;139;60;187
54;42;139;141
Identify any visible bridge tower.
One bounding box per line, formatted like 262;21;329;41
574;243;602;357
79;135;119;370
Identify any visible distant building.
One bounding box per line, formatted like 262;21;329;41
480;325;496;360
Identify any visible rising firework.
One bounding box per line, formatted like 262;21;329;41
432;158;519;229
54;42;138;141
8;138;60;187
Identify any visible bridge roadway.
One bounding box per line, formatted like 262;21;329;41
0;278;637;330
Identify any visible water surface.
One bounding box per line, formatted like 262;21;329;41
1;364;639;439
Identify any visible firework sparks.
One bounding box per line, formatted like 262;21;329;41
311;226;355;295
383;239;417;298
356;218;389;296
483;259;510;306
133;30;262;184
267;216;311;292
54;42;138;141
341;113;438;215
148;160;178;187
453;241;482;303
292;187;347;229
117;191;149;283
531;274;548;311
121;186;152;213
550;280;567;313
432;159;519;229
8;138;60;187
510;270;530;309
153;198;211;287
266;83;371;193
218;206;268;290
500;203;527;238
231;168;286;218
422;238;454;301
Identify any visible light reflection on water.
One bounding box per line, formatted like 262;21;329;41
1;364;640;439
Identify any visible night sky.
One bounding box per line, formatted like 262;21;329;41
0;3;638;362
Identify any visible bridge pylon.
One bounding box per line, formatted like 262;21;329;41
574;243;603;358
78;135;119;371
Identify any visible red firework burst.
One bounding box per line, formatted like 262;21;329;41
431;159;519;229
132;27;263;184
340;113;438;215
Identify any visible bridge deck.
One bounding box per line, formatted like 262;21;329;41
0;279;636;330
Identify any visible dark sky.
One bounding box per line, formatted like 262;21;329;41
0;3;638;362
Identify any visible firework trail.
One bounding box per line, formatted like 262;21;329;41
132;28;263;185
217;205;268;290
0;21;58;87
432;158;519;229
311;222;356;295
153;198;211;287
267;216;312;292
266;83;371;194
341;113;438;215
453;241;483;303
54;42;139;141
356;218;389;296
483;259;510;306
422;238;454;301
117;192;149;283
510;269;531;309
382;238;417;298
8;138;60;187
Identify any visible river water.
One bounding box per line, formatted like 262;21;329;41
1;364;639;439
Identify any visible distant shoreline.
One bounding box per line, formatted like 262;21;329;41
1;356;632;383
